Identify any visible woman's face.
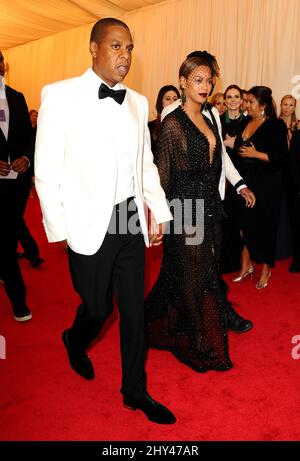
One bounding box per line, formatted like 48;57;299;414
214;95;226;115
242;93;248;111
281;97;296;117
181;65;213;105
246;93;264;119
162;90;179;108
225;88;242;111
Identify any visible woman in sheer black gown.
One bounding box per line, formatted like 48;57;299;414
145;56;232;373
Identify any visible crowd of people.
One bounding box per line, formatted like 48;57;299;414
1;17;300;426
149;81;300;285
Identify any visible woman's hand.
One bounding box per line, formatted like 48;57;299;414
149;223;164;247
238;142;258;158
239;187;256;208
223;134;236;149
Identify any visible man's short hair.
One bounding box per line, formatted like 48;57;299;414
90;18;130;44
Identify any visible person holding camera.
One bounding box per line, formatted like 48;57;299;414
229;86;288;289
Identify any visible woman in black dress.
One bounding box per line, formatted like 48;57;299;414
220;85;244;154
219;85;245;273
148;85;180;150
229;87;288;288
145;55;232;373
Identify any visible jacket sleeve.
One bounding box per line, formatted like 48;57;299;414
141;96;173;225
211;107;244;189
265;119;288;170
34;84;68;242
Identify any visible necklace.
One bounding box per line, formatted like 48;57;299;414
225;109;242;124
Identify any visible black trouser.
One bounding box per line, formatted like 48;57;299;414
67;198;146;400
0;180;27;310
17;177;40;261
290;194;300;264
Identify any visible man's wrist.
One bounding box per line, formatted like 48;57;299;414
234;179;246;193
22;156;30;168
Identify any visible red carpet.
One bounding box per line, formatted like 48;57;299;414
1;190;300;441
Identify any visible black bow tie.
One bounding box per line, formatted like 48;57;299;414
98;83;126;105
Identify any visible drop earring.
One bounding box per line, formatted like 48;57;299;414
181;89;186;105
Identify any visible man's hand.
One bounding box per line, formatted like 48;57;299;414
149;223;165;247
239;187;256;208
11;156;29;173
0;160;11;176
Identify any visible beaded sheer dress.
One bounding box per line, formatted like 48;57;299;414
145;106;232;372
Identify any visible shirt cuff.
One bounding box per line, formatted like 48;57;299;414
234;179;246;193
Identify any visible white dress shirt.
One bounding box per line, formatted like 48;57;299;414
87;69;135;205
0;77;9;140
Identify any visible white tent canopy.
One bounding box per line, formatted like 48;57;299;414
1;0;300;117
0;0;165;49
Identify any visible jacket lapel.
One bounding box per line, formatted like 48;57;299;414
125;89;141;164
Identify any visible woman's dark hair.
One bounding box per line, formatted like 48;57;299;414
224;84;243;99
186;51;220;78
248;86;277;119
179;55;216;94
155;85;180;116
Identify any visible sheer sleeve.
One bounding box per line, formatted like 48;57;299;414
154;112;185;197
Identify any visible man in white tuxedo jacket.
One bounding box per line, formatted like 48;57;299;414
35;18;176;425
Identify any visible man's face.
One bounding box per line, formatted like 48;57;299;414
0;52;5;77
90;25;133;87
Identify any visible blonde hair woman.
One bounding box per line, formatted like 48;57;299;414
279;95;300;147
210;92;226;115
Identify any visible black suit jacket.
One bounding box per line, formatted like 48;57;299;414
290;130;300;194
0;85;32;167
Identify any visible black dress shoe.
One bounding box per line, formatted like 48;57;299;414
226;305;253;333
62;329;95;380
123;393;176;424
289;262;300;273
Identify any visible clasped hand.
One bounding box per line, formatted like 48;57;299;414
149;223;164;247
238;142;257;158
0;156;29;176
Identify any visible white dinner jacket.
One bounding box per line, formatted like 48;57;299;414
161;100;244;200
35;69;172;255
